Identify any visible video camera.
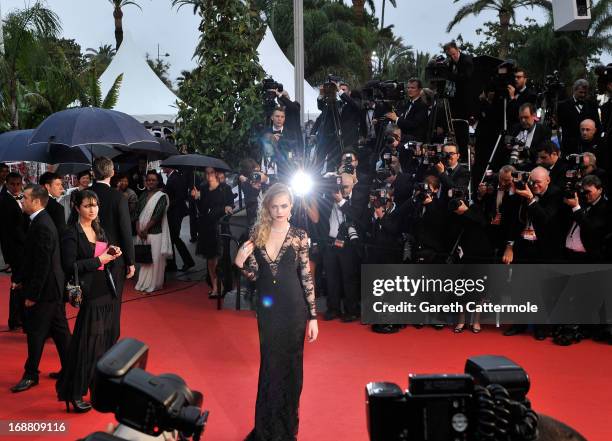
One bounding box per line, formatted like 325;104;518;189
366;355;537;441
511;170;531;190
595;63;612;94
425;55;456;98
362;80;406;105
564;154;587;199
495;59;518;97
85;338;209;441
262;77;283;111
543;70;565;95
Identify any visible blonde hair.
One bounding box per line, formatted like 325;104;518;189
252;183;293;248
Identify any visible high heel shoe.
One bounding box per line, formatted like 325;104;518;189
65;398;92;413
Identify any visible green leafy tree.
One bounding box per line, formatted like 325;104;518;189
145;53;173;89
380;0;396;30
447;0;552;58
108;0;148;50
85;44;116;72
172;0;265;164
0;1;61;129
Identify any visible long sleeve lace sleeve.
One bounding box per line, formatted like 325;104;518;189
297;230;317;319
240;251;258;281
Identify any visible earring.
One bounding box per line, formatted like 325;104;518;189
288;214;292;221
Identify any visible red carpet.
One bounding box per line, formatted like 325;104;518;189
0;275;611;441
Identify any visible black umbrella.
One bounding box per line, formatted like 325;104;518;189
118;138;180;162
54;163;91;176
160;154;231;171
0;129;119;164
28;107;160;153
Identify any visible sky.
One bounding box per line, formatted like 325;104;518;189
0;0;605;85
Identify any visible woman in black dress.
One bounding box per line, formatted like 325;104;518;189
192;167;233;297
235;183;318;441
56;190;122;412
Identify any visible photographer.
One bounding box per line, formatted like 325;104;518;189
428;142;470;197
407;175;451;263
578;119;608;169
501;166;565;265
238;158;270;228
443;41;476;120
535;141;568;189
581;152;609;192
501;103;551;169
557;79;602;155
261;107;299;179
475;165;523;258
365;186;404;264
338;149;372;189
318;172;369;322
315;79;362;170
563;174;609;262
506;67;538;127
385;78;429;142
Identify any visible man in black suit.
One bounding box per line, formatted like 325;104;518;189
557;79;602;155
506;67;538;127
535;141;568;190
162;166;195;271
563;175;609;262
91;157;135;342
261;108;299;179
581;152;609;193
429;142;471;197
0;173;28;330
317;172;369;322
10;184;70;393
444;41;476;120
39;172;66;234
0;163;8;195
386;78;429;142
502;103;552;169
577;119;608;169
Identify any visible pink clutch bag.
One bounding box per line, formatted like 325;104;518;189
95;241;108;270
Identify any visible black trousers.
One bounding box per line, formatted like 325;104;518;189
188;199;198;240
8;286;25;329
323;243;361;316
23;301;70;380
168;210;194;267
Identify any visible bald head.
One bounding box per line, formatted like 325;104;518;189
530;166;550;195
580;119;597;142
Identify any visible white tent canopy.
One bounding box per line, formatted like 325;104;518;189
257;28;320;121
99;33;180;125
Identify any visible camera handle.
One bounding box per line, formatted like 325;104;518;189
479;98;508;185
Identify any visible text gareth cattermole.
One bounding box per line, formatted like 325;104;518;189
372;276;487;297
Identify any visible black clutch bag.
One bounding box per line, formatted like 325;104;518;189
134;243;153;264
65;263;83;308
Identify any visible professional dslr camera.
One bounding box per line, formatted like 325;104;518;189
412;182;435;203
366;355;538;441
511;170;531;190
448;187;469;211
482;170;497;193
425;55;456;98
370;186;390;210
495;59;518;98
504;135;527;165
322;74;343;100
340;152;355;175
564;154;587;199
83;338;209;441
407;143;448;165
262;77;283;111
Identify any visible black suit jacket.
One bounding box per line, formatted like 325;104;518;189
508;123;551;164
90;182;135;267
448;52;476;119
407;196;451;256
317;186;370;239
277;95;303;145
397;97;429;142
525;186;566;258
450;205;494;262
18;210;64;302
0;193;28;276
507;87;538;126
557;98;601;154
164;171;189;218
547;160;569;190
339;92;362;149
567;197;609;260
61;223;116;300
46;197;66;235
429;164;471;195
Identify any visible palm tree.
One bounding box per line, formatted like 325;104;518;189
108;0;147;50
380;0;397;30
0;1;62;129
447;0;552;58
85;44;116;71
352;0;375;25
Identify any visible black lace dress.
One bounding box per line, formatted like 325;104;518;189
241;226;317;441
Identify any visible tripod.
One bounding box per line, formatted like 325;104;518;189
427;92;455;144
479;97;508;186
315;95;345;172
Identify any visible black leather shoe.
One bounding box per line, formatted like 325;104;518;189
323;311;339;321
341;314;359;323
65;398;92;413
49;371;60;379
503;325;526;336
534;329;548;341
11;378;38;393
432;324;445;330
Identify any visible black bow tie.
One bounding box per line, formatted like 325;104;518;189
575;100;585;106
273;130;282;134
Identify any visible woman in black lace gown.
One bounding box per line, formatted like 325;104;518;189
235;183;318;441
